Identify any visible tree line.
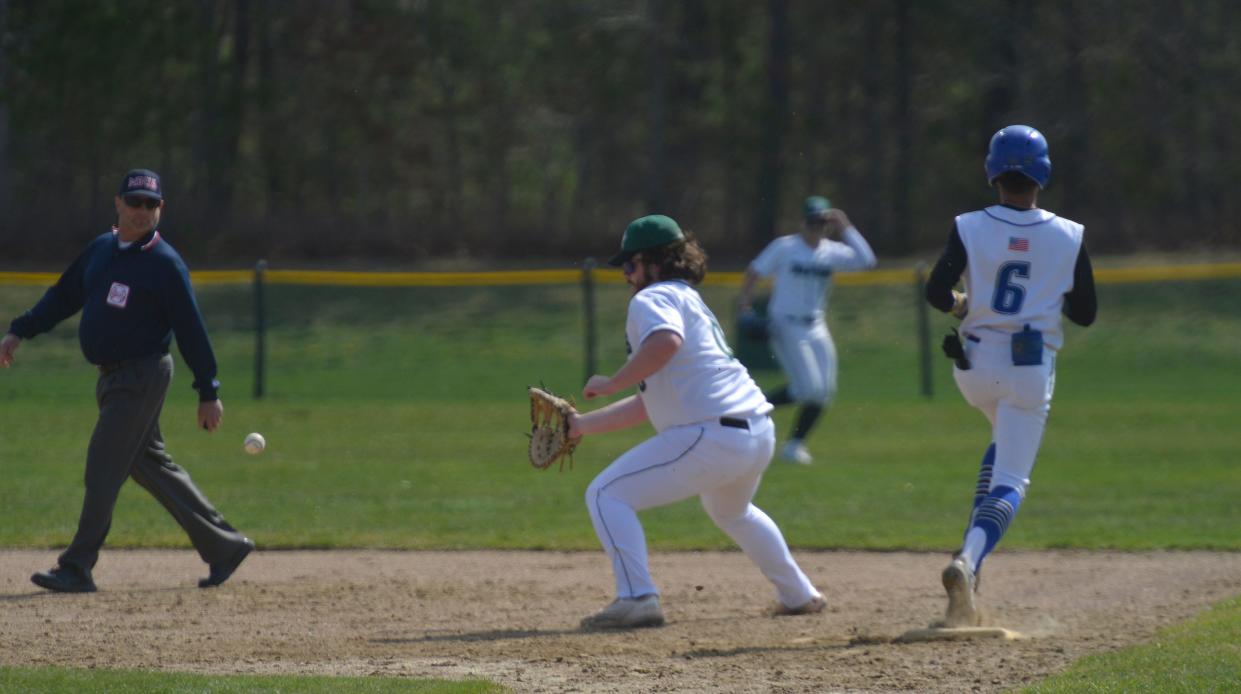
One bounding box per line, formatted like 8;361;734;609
1;0;1237;266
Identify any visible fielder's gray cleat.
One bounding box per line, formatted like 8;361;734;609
941;556;980;627
774;593;827;616
780;440;813;465
580;594;665;630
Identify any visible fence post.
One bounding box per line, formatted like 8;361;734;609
582;257;597;384
253;259;267;400
915;262;932;399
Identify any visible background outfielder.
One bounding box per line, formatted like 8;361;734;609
568;215;825;630
739;196;877;464
925;125;1097;627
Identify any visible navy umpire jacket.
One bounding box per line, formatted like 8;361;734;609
8;228;220;401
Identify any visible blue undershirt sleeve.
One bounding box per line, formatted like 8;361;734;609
925;225;967;313
1062;242;1097;326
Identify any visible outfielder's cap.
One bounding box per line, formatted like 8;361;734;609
803;195;831;221
118;169;163;199
608;214;685;266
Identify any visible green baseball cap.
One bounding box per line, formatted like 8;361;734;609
803;195;831;221
608;214;685;266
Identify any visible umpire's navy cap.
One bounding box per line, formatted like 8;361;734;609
118;169;163;199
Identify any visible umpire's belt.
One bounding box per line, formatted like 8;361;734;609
97;352;167;375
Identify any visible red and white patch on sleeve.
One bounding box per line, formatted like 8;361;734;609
106;282;131;309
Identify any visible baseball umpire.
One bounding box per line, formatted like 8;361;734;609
924;126;1096;626
0;169;254;592
738;196;877;464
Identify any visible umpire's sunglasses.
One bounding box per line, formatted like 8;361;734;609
123;195;161;210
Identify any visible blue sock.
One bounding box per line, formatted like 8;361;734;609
963;443;996;538
971;485;1023;572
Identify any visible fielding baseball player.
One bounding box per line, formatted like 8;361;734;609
925;125;1097;626
567;214;826;629
739;196;877;464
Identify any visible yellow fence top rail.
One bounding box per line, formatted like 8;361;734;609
0;271;60;285
4;261;1241;288
1092;262;1241;284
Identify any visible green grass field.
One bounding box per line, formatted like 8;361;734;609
2;276;1239;691
1023;595;1241;693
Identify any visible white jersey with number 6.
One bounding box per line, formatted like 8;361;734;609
957;206;1084;351
626;280;772;432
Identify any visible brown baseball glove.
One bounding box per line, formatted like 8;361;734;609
528;386;581;471
950;290;969;320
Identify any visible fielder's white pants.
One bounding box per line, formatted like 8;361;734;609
768;316;837;405
953;337;1057;497
585;415;819;608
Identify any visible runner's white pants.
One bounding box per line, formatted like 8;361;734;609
585;415;819;608
953;337;1057;496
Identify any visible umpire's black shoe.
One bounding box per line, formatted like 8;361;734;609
199;537;254;588
31;566;97;593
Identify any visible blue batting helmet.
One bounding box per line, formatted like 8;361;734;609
985;125;1050;188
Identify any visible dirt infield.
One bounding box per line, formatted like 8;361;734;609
3;549;1240;692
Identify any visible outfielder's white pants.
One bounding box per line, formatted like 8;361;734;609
768;316;837;405
585;416;819;608
953;337;1057;496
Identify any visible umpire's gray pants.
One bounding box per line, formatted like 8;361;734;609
58;353;248;577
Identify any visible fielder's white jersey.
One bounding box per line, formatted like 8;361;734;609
626;280;772;432
750;228;877;319
957;205;1084;351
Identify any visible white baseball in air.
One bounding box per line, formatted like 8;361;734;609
243;432;266;455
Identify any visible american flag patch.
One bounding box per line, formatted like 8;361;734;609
1008;236;1029;252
